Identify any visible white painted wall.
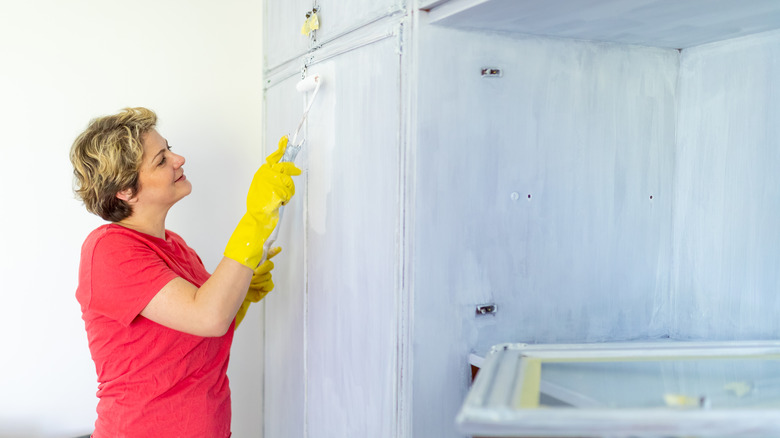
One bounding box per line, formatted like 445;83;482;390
0;1;265;436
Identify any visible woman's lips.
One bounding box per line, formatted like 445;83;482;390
176;174;186;182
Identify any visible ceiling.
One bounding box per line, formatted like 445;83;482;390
427;0;780;49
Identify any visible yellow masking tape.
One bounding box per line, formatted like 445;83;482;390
516;358;542;409
309;13;319;31
301;12;319;36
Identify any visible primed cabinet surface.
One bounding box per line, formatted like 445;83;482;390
426;0;780;49
264;0;312;69
263;2;780;437
263;21;402;438
413;24;678;438
314;0;401;42
304;37;401;437
672;31;780;340
263;74;308;438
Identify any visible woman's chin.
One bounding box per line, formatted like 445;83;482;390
177;181;193;200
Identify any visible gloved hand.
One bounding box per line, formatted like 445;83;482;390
224;136;301;269
235;247;281;328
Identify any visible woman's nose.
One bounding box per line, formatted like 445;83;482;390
173;152;186;167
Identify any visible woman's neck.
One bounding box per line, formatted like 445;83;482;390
115;211;167;239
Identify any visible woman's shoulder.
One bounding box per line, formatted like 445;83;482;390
82;224;194;261
85;223;135;242
83;223;161;252
82;223;113;246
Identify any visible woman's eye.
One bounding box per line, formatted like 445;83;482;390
157;146;172;166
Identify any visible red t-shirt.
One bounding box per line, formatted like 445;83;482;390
76;224;233;438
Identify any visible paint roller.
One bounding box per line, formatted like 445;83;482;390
259;74;322;265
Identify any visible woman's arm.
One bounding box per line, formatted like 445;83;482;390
140;257;252;337
140;137;300;337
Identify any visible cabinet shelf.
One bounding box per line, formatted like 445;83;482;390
425;0;780;49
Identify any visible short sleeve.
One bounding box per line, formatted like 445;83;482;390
87;232;179;327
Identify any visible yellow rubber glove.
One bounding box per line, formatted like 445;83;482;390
235;247;281;329
224;136;301;269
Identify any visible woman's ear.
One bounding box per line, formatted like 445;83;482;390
116;188;135;203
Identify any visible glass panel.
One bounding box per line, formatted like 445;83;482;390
537;358;780;409
458;343;780;437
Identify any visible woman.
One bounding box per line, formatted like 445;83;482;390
70;107;300;437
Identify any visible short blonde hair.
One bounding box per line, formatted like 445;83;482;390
70;107;157;221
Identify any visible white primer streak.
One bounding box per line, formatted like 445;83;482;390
307;63;336;236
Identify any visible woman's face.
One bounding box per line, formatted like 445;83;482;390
132;129;192;209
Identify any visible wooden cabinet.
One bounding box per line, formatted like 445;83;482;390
262;1;780;437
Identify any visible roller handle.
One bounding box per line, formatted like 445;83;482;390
258;75;318;266
258;138;303;266
280;141;302;163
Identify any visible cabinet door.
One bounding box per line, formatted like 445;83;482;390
265;0;313;69
304;36;401;437
418;0;444;9
263;73;308;438
314;0;401;43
